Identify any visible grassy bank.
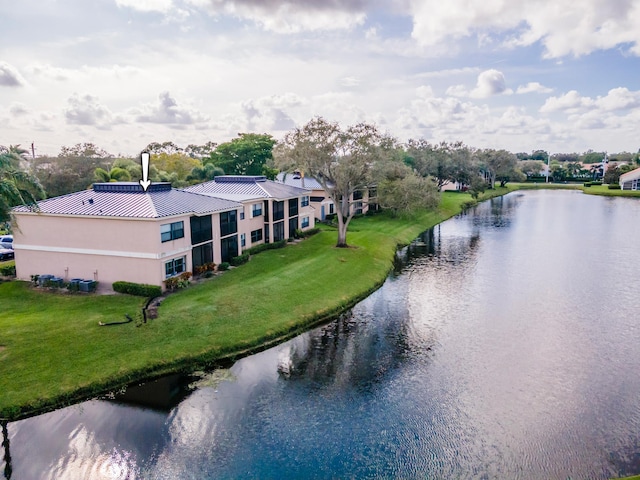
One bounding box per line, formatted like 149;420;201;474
0;186;523;420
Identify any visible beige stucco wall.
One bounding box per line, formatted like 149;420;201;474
12;212;193;289
238;201;266;250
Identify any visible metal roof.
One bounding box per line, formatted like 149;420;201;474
13;183;242;218
276;172;325;190
184;176;311;201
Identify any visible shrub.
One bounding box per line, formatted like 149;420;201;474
583;182;592;187
230;253;250;266
164;277;178;291
194;262;216;275
113;281;162;297
608;184;621;190
218;262;230;271
0;264;16;276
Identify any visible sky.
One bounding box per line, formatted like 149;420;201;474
1;0;639;157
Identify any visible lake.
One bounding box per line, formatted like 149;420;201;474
3;190;640;479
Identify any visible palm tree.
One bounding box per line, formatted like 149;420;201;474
0;146;45;222
94;166;132;183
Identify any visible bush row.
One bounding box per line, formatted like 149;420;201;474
583;181;603;187
113;281;162;298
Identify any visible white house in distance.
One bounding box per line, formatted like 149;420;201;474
619;167;640;190
184;175;315;246
12;182;243;290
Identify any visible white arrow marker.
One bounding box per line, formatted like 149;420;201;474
139;152;151;191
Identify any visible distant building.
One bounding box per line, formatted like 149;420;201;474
619;167;640;190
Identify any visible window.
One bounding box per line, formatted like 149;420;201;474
161;221;184;242
301;216;310;228
221;235;238;263
353;190;363;201
288;217;298;238
301;195;309;207
273;221;285;242
192;243;213;270
310;196;324;202
240;233;246;248
288;198;298;217
190;215;212;245
220;210;238;237
329;203;335;214
165;256;186;278
252;203;262;217
251;229;263;243
240;211;245;220
273;201;285;221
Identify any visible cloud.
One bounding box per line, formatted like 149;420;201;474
516;82;553;94
133;91;209;126
241;92;304;131
64;93;120;129
0;62;26;87
408;0;640;58
193;0;368;33
115;0;173;13
446;69;512;98
9;102;30;116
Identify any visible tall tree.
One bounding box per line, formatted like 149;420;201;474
144;141;183;155
477;149;522;188
374;160;439;216
185;141;217;159
207;133;277;178
33;144;113;197
274;117;395;247
0;147;45;222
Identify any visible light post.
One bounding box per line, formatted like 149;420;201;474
546;152;550;183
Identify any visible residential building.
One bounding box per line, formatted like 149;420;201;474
11;182;242;290
275;172;375;220
620;167;640;190
184;175;315;248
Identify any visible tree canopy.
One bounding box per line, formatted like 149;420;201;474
274;117;399;247
206;133;277;178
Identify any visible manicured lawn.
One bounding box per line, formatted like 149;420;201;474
0;187;512;420
582;184;640;197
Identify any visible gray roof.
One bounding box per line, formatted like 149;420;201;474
13;182;242;218
276;172;325;190
184;176;311;201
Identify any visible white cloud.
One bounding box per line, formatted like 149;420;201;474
194;0;368;33
516;82;553;94
408;0;640;58
446;69;512;98
539;90;595;113
115;0;173;13
0;62;26;87
9;102;30;116
133;91;209;126
240;92;305;131
595;87;640;111
64;93;120;129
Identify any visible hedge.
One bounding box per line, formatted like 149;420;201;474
113;281;162;298
0;264;16;276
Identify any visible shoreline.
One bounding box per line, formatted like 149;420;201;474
2;184;638;421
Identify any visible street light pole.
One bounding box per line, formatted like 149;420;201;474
546;152;550;183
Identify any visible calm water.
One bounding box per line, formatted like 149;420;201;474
3;190;640;479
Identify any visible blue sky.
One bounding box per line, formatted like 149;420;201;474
1;0;639;157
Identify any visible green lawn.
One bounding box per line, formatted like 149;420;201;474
0;185;573;420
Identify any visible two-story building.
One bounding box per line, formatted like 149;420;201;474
184;176;315;249
275;172;376;220
11;182;243;290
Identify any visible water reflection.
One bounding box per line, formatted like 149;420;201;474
4;190;640;479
